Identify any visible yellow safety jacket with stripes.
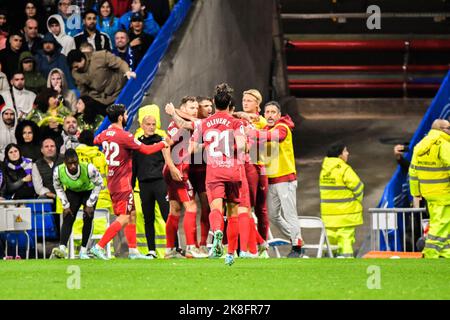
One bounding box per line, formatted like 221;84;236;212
409;129;450;204
319;157;364;227
266;123;296;178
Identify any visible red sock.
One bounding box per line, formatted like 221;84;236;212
200;207;210;246
124;224;137;249
255;229;265;245
226;216;239;254
165;214;179;248
209;209;223;232
183;211;197;246
238;213;250;251
248;218;258;254
98;220;122;248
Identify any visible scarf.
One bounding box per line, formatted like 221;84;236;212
7;157;33;187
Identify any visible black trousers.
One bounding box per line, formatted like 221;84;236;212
139;179;170;251
60;190;95;248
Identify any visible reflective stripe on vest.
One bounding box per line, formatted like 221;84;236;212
321;197;356;203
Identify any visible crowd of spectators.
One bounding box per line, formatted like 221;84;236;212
0;0;172;201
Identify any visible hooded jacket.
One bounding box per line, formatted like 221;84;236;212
409;129;450;203
119;10;160;37
19;51;47;94
47;68;77;112
47;14;76;56
0;105;18;161
71;50;130;105
35;33;76;89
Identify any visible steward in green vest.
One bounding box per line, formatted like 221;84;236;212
319;143;364;257
409;119;450;258
51;148;103;259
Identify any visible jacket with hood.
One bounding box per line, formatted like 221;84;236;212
0;105;17;161
47;14;76;56
47;68;77;112
35;33;76;89
319;156;364;228
119;10;160;37
18;51;47;94
409;129;450;203
72;50;130;106
0;39;24;80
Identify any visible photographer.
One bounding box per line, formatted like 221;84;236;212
394;144;411;173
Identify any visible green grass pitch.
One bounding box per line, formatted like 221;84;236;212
0;259;449;300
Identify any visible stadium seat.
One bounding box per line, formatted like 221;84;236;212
267;228;290;258
298;216;338;258
67;209;111;259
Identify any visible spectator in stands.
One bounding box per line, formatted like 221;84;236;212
112;30;135;70
319;142;364;258
32;137;64;200
35;32;76;90
58;0;83;37
18;51;47;94
47;67;77;112
97;0;121;48
120;0;160;38
4;71;36;120
15;119;41;162
0;61;9;91
74;9;112;51
3;143;36;199
0;101;17;161
128;12;153;67
79;41;94;53
67;48;136;108
0;31;24;80
21;18;43;54
0;9;8;51
147;0;170;27
46;14;76;56
394;144;410;173
75;95;104;131
60;115;80;154
27;88;71;150
23;1;47;34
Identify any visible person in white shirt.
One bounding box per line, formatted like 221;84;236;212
1;71;36;120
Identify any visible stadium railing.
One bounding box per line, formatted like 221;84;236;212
369;207;427;252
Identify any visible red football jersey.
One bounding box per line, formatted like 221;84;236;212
166;120;192;176
94;125;145;195
192;111;245;182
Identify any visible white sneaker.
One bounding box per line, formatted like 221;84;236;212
164;248;185;259
51;246;67;259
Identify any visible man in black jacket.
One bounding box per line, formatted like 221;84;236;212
132;114;169;258
74;9;111;51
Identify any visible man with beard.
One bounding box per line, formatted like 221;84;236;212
60;115;80;154
0;31;25;80
112;30;134;70
74;9;111;51
2;71;36;120
0;103;17;161
35;32;76;89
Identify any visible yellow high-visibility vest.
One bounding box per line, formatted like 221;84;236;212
265;123;296;178
319;157;364;228
409;129;450;203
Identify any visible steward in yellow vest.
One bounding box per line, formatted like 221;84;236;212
319;143;364;257
409;119;450;258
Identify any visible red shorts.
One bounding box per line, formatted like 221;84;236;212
111;191;135;216
163;166;194;203
206;181;241;204
189;165;207;195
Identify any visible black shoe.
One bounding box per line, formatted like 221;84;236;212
176;247;186;257
287;246;304;258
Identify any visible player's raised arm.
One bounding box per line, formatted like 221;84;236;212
165;102;196;130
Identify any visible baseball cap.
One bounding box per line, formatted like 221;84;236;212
131;12;144;22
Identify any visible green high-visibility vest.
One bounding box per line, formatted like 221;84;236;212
58;162;94;192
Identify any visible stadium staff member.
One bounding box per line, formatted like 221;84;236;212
409;119;450;259
319;143;364;258
51;148;103;259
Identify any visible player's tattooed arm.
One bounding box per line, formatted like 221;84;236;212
165;103;195;130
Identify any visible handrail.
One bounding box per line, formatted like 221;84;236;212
287;65;450;73
287;40;450;51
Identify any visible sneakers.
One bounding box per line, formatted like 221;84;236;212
199;245;209;255
185;245;209;258
146;251;157;259
129;252;154;260
258;242;270;259
90;245;109;260
239;251;258;259
224;254;235;266
50;246;67;259
79;251;90;260
165;248;185;259
211;230;224;258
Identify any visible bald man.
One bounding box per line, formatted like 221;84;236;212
132;115;170;258
409;119;450;258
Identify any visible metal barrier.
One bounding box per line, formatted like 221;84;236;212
369;207;427;252
0;199;54;259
